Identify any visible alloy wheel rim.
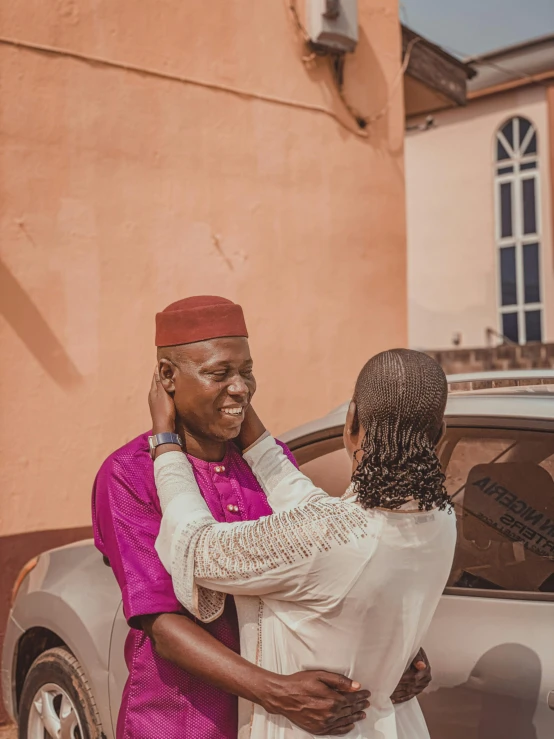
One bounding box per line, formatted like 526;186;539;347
28;682;84;739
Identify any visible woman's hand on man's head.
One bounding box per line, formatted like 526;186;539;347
236;405;267;452
149;367;176;435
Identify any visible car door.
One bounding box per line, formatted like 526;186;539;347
108;602;128;738
293;423;554;739
419;421;554;739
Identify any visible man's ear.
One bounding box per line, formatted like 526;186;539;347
158;358;177;394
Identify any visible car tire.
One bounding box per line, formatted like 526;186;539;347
18;646;104;739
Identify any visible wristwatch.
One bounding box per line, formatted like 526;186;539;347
148;432;183;459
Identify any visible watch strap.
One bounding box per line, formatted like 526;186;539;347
148;432;183;459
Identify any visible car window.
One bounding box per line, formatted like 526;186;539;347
440;427;554;594
297;438;351;498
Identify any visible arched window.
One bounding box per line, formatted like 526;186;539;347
495;116;542;344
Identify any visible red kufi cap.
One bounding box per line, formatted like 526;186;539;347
155;296;248;347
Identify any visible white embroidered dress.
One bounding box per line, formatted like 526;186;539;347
154;437;456;739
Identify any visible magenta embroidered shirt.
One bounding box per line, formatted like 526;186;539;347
92;431;295;739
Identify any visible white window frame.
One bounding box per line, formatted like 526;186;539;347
494;117;543;345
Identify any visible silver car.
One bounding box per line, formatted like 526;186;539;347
3;372;554;739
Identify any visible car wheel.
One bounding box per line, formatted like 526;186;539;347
18;646;104;739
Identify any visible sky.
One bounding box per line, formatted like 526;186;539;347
400;0;554;57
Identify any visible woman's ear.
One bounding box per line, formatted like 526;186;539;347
434;420;447;447
344;400;360;458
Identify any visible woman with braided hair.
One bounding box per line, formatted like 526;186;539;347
349;348;452;513
151;349;456;739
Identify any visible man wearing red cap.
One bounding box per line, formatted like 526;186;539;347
92;296;430;739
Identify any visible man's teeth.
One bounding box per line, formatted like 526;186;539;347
221;408;243;416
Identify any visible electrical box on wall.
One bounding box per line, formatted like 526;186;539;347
307;0;358;53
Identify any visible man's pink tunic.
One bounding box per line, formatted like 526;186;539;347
92;431;294;738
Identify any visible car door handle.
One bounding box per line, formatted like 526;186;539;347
548;691;554;710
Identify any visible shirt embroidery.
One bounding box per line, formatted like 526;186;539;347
172;497;370;622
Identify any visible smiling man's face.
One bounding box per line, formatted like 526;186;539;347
158;336;256;443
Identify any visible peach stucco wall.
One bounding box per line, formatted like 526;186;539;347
406;85;553;350
0;1;407;539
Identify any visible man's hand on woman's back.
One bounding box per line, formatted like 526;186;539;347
144;613;370;736
391;648;432;704
257;670;370;736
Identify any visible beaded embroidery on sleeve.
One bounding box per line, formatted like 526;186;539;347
171;497;370;622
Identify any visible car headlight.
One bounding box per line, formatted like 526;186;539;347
11;557;39;606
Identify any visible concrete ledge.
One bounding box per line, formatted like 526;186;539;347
426;343;554;375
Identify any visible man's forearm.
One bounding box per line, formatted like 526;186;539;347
141;612;370;736
142;612;271;706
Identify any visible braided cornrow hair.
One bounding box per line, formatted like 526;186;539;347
351;349;452;512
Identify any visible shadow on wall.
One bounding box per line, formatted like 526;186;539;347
294;22;391;150
0;259;82;389
419;643;541;739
